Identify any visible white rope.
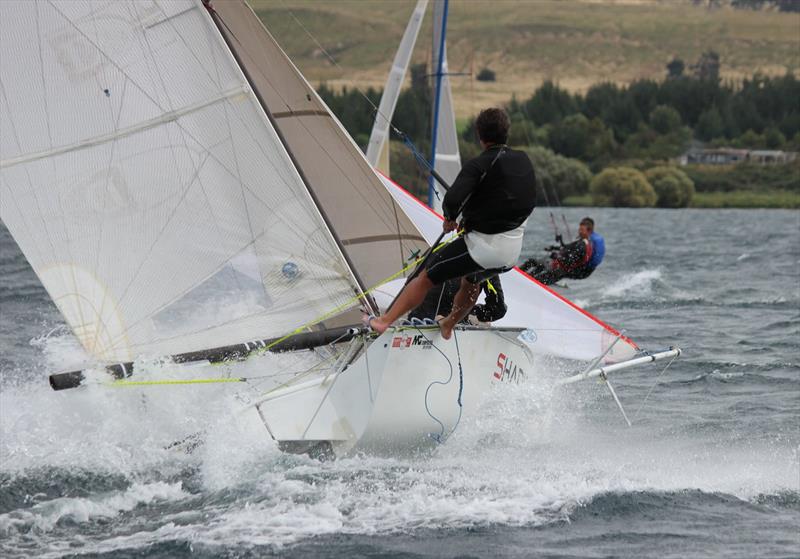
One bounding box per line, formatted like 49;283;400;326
631;352;679;422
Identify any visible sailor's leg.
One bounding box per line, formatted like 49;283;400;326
368;270;434;334
522;258;557;283
520;258;546;276
438;277;481;340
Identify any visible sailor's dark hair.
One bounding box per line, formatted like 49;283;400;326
580;217;595;230
475;108;510;144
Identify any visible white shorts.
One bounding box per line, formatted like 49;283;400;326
464;222;526;270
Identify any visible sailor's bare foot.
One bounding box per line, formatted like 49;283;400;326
438;318;454;340
364;315;390;334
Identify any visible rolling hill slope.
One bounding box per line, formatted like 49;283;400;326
251;0;799;119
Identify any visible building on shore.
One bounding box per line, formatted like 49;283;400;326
680;148;797;166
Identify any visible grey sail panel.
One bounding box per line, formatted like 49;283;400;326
209;0;429;291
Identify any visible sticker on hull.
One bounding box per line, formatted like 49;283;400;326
391;334;433;350
493;352;526;384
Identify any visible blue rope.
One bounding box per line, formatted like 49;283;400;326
454;329;464;409
402;134;434;171
401;135;443;202
418;327;464;444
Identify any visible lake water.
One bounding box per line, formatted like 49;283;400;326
1;208;798;558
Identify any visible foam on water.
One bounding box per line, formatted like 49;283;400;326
0;481;186;535
602;269;662;299
2;334;796;556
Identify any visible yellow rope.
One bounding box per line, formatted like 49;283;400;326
109;378;244;387
101;235;459;389
252;234;460;355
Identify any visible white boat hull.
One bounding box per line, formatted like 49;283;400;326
255;326;534;456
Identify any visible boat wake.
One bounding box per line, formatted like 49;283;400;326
1;337;796;557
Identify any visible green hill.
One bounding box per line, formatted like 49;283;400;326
252;0;799;120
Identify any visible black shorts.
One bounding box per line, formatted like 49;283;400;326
425;237;509;285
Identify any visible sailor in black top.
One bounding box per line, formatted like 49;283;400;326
367;108;536;339
442;145;538;236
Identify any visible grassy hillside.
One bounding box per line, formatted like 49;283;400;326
252;0;799;119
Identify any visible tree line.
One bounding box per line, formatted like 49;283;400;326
317;56;799;208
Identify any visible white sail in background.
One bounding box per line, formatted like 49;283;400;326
0;0;361;363
429;0;461;213
365;0;428;175
379;175;639;363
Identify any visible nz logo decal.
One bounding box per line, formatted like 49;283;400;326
391;334;433;350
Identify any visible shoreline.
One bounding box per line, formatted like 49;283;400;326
563;190;799;209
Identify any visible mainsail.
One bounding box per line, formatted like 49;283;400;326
429;0;461;212
0;0;373;363
365;0;428;176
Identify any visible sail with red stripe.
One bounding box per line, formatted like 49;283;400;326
378;174;638;363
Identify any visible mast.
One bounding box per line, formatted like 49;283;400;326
202;0;377;314
428;0;449;209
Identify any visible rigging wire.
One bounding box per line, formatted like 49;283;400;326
630;351;680;422
511;99;561;241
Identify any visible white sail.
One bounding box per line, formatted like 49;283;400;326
429;0;461;212
0;0;361;363
378;175;639;363
365;0;428;175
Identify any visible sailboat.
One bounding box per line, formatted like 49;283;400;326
0;0;679;458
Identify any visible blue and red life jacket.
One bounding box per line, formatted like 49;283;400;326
587;232;605;269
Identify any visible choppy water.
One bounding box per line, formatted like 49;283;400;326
1;208;798;558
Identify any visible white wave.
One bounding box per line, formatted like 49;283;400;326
737;253;750;262
29;327;89;373
0;328;331;478
602;269;662;299
0;481;186;535
572;298;590;308
52;374;798;555
1;337;797;555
